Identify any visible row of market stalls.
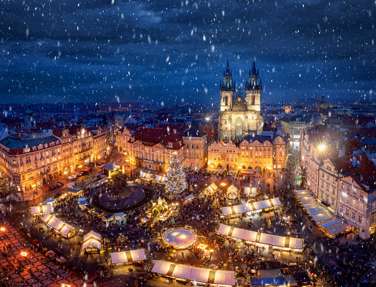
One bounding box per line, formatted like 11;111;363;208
204;182;259;199
41;214;76;239
29;203;301;286
217;224;304;253
30;204;54;216
204;182;240;198
204;181;261;199
110;251;308;287
294;189;349;238
139;170;166;183
151;260;236;287
221;197;282;217
110;249;147;266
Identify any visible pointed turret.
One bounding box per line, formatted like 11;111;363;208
245;61;262;112
220;60;235;91
219;61;234;112
246;61;262;91
251;61;257;75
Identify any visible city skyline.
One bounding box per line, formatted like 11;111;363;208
1;0;375;105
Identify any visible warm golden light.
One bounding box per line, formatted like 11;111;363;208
317;142;327;153
20;250;28;257
0;226;6;232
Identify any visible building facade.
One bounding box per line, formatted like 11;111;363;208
207;134;287;172
0;127;109;201
183;134;207;170
218;62;264;141
300;126;376;238
116;127;207;174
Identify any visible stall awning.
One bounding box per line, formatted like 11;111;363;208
110;248;146;265
221;197;282;217
59;223;75;238
151;260;236;286
82;230;102;251
41;214;76;238
45;215;65;231
30;204;54;216
294;189;348;237
217;224;304;252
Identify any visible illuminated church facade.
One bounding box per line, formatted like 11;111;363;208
218;61;264;141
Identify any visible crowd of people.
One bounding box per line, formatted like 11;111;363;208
2;162;320;286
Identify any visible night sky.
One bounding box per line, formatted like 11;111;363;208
0;0;375;106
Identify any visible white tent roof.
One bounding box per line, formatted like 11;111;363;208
294;189;348;237
83;230;102;242
151;260;236;286
30;204;54;216
41;214;76;238
46;215;65;230
217;224;304;252
110;248;147;265
221;204;250;217
82;230;102;251
59;223;75;238
221;197;282;217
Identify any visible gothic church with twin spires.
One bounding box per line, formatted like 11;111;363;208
218;61;264;141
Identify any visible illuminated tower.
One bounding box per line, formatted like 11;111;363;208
220;61;235;112
245;61;262;112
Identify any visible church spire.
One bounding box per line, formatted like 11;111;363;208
225;59;231;74
246;61;262;91
220;60;235;91
251;61;257;76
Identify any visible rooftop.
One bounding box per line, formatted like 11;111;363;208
134;127;183;150
0;135;60;150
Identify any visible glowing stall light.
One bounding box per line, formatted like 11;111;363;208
317;142;327;153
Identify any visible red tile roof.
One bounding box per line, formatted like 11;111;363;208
134;127;183;149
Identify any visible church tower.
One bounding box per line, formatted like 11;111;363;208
245;61;262;112
220;61;235;112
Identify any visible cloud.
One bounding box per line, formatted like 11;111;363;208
0;0;375;104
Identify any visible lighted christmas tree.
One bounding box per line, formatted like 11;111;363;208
165;153;187;197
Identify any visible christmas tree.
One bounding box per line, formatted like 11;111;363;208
165;153;187;196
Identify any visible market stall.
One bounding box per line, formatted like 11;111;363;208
110;248;147;266
221;197;282;217
81;231;102;253
151;260;236;286
30;204;54;216
217;224;304;252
